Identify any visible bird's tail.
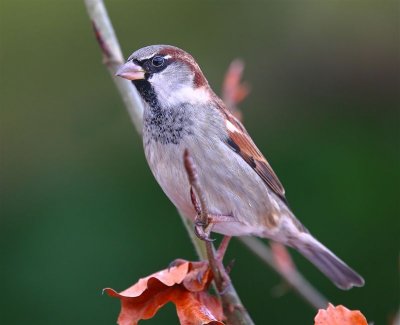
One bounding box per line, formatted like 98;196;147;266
288;232;364;290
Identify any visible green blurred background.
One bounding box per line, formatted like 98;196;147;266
1;1;399;324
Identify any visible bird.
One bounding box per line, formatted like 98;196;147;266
116;44;364;290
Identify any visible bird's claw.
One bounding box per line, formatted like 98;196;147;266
194;219;215;242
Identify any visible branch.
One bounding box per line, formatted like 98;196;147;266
84;0;143;133
239;237;328;309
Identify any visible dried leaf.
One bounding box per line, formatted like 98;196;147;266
104;260;224;325
222;59;250;121
182;261;213;292
174;288;224;325
314;303;368;325
222;59;250;104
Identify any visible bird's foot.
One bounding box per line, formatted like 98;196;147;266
194;219;214;242
194;213;233;242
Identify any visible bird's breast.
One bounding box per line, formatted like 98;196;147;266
143;104;194;146
143;130;195;219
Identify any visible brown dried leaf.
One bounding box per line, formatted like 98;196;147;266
174;288;224;325
314;303;368;325
104;260;224;325
222;59;250;121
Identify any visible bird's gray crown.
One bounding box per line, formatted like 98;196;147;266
128;45;189;62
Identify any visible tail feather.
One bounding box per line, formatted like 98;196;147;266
289;233;365;290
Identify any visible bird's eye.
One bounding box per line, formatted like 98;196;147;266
151;56;165;67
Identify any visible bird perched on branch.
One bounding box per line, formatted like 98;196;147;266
116;45;364;290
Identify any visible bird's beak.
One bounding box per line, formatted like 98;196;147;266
116;61;145;80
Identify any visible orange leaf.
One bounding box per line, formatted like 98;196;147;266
104;260;224;325
314;303;368;325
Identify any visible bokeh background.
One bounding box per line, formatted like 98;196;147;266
1;1;399;324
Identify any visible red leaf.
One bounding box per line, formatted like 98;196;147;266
105;260;224;325
314;303;368;325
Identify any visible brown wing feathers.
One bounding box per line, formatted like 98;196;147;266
223;112;288;204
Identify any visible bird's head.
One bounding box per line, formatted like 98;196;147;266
116;45;211;109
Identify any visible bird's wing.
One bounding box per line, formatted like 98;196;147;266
221;109;287;204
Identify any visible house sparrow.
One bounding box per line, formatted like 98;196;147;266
116;45;364;290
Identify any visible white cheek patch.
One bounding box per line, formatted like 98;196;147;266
153;82;210;107
176;86;210;103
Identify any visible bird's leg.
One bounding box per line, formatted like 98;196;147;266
214;235;234;295
194;218;214;242
190;187;212;241
216;235;232;261
190;187;202;216
189;185;235;295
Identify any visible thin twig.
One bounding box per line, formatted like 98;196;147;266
239;237;328;309
84;0;143;132
184;149;255;325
